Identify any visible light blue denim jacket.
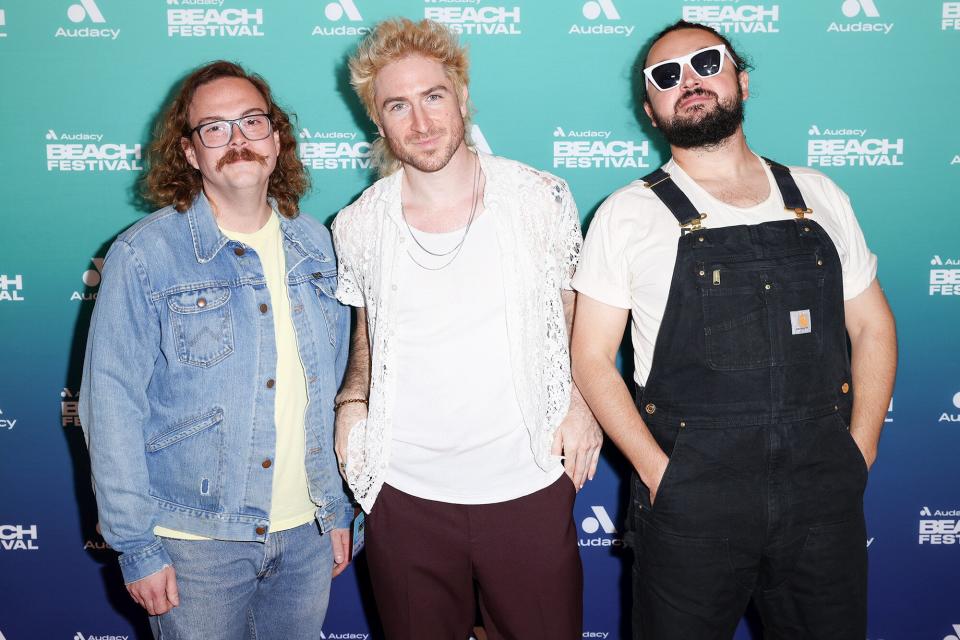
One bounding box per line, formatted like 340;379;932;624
79;193;351;584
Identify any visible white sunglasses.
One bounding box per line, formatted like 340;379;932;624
643;44;737;92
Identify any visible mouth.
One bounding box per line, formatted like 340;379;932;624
676;89;717;112
405;130;445;149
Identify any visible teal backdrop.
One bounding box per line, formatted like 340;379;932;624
1;1;958;638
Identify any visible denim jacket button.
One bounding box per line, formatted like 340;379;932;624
261;459;272;468
259;303;268;314
196;297;207;308
255;526;266;536
266;379;275;389
234;247;245;257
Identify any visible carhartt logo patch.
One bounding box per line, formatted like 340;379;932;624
790;309;812;335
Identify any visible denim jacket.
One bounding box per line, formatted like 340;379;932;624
79;194;351;584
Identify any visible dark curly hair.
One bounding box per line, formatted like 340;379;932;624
143;60;308;218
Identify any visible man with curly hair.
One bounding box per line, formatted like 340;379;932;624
79;60;352;639
332;19;601;639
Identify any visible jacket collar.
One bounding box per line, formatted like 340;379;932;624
186;192;330;263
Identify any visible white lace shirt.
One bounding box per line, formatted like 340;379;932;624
331;153;583;512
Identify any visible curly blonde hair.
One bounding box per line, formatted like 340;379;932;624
349;19;473;177
143;60;308;217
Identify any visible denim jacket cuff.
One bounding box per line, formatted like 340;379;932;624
118;537;173;585
334;499;355;530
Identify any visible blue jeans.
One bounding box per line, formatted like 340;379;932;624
149;521;333;640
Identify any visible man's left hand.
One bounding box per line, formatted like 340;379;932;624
551;405;603;490
330;528;351;578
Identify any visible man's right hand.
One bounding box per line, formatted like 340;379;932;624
334;402;367;481
127;565;179;616
642;450;671;507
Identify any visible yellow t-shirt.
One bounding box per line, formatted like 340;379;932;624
155;212;315;539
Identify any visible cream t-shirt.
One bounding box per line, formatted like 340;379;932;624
572;154;878;387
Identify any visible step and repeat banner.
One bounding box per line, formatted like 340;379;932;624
1;1;958;638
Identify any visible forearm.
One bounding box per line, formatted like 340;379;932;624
572;352;665;486
335;307;370;403
562;290;592;419
848;316;897;464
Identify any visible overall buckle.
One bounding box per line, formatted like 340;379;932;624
680;213;708;235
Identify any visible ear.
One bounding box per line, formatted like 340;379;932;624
181;137;200;170
642;101;658;129
375;118;384;138
459;86;469;118
272;129;280;153
738;70;750;101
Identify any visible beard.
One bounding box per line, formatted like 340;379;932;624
651;86;745;150
385;114;465;173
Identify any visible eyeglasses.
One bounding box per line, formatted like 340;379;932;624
188;113;273;148
643;45;736;92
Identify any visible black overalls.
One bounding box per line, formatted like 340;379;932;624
628;159;868;639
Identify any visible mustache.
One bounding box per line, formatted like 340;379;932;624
216;146;269;171
404;127;447;144
675;87;719;113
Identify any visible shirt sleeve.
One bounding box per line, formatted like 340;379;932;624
331;213;365;308
553;179;583;290
571;196;632;309
825;181;878;300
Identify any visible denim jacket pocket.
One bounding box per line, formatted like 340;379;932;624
146;408;225;510
167;286;235;367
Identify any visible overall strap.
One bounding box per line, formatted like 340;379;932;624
762;157;812;218
641;168;705;231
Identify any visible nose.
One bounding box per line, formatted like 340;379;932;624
679;62;702;90
408;104;429;133
228;121;247;146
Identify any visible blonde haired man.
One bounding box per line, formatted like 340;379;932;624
332;18;600;639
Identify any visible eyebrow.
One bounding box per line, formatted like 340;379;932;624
380;84;450;111
195;107;268;126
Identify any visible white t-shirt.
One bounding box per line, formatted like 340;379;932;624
572;154;878;387
386;210;563;504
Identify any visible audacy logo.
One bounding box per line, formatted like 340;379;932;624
46;129;142;172
0;406;16;431
311;0;370;36
553;126;649;170
682;2;781;35
0;274;24;302
84;522;113;552
930;254;960;296
298;129;371;170
57;0;120;39
944;2;960;30
319;632;369;640
71;257;104;302
424;2;522;36
919;506;960;545
569;0;635;37
167;0;265;38
62;387;81;427
806;124;903;168
828;0;893;34
943;625;960;640
73;633;129;640
937;391;960;423
579;505;623;547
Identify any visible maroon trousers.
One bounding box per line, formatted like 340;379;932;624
365;475;583;640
